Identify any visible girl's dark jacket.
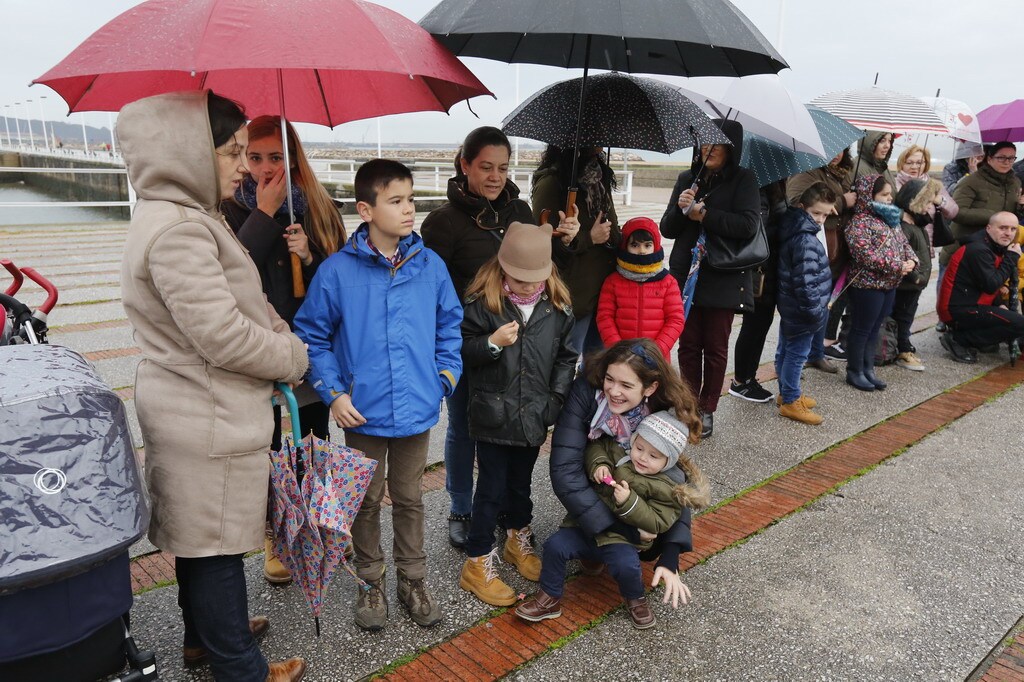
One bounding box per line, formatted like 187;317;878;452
659;119;760;313
775;207;831;337
221;200;326;327
549;376;695;571
461;293;577;447
421;177;536;300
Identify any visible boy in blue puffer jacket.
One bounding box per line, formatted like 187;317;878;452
294;159;463;632
775;182;835;425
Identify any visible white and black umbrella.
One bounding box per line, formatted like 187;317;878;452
421;0;786;211
502;73;730;154
808;86;949;136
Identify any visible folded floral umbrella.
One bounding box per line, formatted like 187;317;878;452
502;73;730;154
269;386;377;635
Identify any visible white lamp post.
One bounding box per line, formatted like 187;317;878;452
107;112;117;154
2;105;11;147
38;96;51;152
23;100;36;149
13;103;23;147
80;113;89;153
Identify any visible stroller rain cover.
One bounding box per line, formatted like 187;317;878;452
0;344;149;593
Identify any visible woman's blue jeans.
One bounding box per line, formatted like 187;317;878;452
444;378;476;516
176;554;267;682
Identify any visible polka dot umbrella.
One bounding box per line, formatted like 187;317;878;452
502;72;731;154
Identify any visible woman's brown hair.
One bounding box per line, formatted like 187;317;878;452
245;116;346;256
463;256;571;315
583;338;702;444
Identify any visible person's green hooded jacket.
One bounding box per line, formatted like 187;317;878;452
849;130;895;188
941;163;1023;266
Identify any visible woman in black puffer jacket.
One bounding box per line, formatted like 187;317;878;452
422;127;578;549
660;119;760;439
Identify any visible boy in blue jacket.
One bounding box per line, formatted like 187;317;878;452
294;159;463;631
775;182;835;425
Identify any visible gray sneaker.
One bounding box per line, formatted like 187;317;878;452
354;575;388;631
397;572;442;627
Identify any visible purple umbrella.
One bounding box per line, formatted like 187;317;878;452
978;99;1024;142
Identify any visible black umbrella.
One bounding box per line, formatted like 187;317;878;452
421;0;786;211
502;72;730;153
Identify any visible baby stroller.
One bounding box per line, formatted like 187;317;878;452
0;260;157;681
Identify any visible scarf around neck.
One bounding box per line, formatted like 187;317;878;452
870;201;902;228
588;390;650;451
577;158;607;216
235;175;307;219
615;249;667;282
503;277;545;307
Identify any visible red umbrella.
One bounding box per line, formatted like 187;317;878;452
33;0;491;292
33;0;491;125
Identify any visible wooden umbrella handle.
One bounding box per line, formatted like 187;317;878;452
539;189;579;227
290;252;305;298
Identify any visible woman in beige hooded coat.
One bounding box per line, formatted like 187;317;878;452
118;90;308;682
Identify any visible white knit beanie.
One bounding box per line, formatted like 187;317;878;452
634;410;688;471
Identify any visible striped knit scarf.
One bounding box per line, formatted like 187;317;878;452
616;249;667;282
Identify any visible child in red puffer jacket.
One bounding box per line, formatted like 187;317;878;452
596;217;685;358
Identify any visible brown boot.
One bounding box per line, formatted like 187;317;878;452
264;538;291;584
625;597;656;629
515;590;562;622
779;400;824;425
183;615;270;668
502;526;542;582
459;549;517;606
267;657;307;682
775;393;817;408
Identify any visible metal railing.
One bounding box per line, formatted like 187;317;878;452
0;151;633;211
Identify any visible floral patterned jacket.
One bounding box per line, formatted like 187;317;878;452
844;174;918;291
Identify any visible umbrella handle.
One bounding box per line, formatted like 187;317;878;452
290;253;306;298
538;192;578;227
275;383;302;444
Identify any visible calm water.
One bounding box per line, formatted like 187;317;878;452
0;182;124;226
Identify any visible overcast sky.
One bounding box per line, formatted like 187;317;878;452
2;0;1020;155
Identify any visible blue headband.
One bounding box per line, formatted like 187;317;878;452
630;343;658;369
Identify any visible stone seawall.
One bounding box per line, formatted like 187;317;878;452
3;152;130;219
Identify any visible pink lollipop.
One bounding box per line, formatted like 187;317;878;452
601;475;615;485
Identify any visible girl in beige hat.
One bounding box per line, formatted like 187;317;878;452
457;222;578;606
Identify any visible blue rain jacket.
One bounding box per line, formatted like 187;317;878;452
294;224;463;437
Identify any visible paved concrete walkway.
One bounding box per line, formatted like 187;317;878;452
2;206;1021;681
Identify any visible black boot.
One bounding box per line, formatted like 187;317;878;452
862;365;886;390
447;513;470;549
844;334;874;392
700;412;714;439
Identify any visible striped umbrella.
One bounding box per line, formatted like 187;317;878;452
809;86;950;135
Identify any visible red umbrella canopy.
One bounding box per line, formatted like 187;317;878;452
33;0;492;126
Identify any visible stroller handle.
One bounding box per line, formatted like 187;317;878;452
20;267;58;314
2;259;23;297
275;383;302;444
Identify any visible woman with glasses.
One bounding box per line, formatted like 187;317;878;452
941;142;1024;272
119;91;309;681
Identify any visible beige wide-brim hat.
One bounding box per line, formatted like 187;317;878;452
498;221;553;282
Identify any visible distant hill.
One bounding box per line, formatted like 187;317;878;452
2;118;112;146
